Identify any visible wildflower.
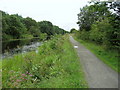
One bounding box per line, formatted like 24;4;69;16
29;74;33;77
12;80;14;82
23;78;27;81
16;79;21;82
21;74;26;77
21;77;25;80
26;71;29;74
26;71;32;75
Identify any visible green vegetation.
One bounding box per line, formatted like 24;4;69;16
0;61;1;89
0;61;1;70
2;1;119;88
77;1;120;50
2;35;88;88
74;35;119;72
74;1;119;72
70;28;78;33
2;11;68;41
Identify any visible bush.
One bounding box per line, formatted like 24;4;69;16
79;30;90;40
2;34;13;41
89;19;114;49
2;35;88;88
77;18;119;50
39;33;47;41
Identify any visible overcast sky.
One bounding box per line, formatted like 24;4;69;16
0;0;90;31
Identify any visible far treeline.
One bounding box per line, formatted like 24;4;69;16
2;11;68;41
74;1;120;51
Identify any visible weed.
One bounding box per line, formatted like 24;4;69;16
2;35;88;88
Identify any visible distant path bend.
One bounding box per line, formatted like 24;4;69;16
69;36;118;88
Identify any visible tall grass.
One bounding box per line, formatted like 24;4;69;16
73;35;119;73
2;35;88;88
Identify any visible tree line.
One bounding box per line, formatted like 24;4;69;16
76;1;120;50
2;11;68;41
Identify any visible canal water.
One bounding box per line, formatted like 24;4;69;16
2;38;42;58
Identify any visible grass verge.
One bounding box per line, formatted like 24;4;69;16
2;35;88;88
73;35;119;73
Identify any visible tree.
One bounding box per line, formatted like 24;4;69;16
2;11;68;41
77;2;111;31
70;28;77;33
76;1;120;50
38;21;54;38
53;25;67;35
23;17;40;37
2;14;27;40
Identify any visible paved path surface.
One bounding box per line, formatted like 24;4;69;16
69;36;119;88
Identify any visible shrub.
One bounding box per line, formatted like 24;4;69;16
79;30;90;40
89;18;114;49
39;33;47;41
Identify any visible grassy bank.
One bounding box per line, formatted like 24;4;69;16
73;35;119;73
2;35;88;88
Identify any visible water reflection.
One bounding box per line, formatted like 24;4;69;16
2;38;42;58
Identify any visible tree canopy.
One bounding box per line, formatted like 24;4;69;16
70;28;77;33
77;1;120;50
1;11;68;41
